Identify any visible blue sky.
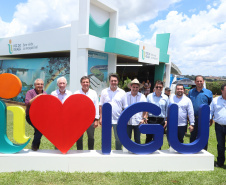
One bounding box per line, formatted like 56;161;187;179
0;0;27;22
0;0;225;76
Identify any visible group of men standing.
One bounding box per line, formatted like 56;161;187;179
25;74;226;168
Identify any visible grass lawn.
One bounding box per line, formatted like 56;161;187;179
0;102;225;185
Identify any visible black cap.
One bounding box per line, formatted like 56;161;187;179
165;87;171;91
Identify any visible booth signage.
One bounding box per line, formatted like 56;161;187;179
139;41;160;65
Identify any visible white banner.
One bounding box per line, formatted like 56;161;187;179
0;27;71;56
139;41;159;65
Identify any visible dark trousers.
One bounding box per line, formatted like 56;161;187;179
178;125;187;143
145;117;165;150
215;122;226;166
77;123;95;150
127;125;141;144
190;117;208;150
26;115;43;148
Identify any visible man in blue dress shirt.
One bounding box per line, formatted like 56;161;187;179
210;83;226;167
188;75;213;150
146;80;168;145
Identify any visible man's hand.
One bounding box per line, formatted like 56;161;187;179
139;119;145;125
188;125;194;132
163;121;167;128
209;119;213;127
29;93;44;105
94;120;99;128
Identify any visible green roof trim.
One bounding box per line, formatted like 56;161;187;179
89;15;110;38
104;33;170;63
104;37;139;58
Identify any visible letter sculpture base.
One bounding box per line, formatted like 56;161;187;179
0;149;214;172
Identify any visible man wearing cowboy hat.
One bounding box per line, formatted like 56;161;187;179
126;79;147;144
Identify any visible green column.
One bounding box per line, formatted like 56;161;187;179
154;63;165;82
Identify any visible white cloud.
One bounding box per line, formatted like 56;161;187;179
207;5;211;10
0;0;180;38
111;0;181;25
0;0;79;37
118;23;142;43
148;1;226;76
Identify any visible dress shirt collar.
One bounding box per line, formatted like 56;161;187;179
57;89;68;95
81;88;90;94
219;95;226;100
108;87;119;92
175;94;183;99
194;87;204;93
153;92;162;97
128;91;140;97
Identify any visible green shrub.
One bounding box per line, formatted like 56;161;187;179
206;81;226;95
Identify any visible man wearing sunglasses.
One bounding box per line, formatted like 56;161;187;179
146;80;169;145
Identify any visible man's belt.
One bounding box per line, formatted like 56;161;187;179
148;117;164;124
216;122;226;127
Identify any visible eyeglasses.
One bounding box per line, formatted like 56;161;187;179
155;86;163;89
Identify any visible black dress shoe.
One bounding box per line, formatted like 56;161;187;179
214;162;223;167
31;145;39;151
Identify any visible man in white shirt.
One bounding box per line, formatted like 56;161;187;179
169;84;194;143
210;83;226;167
126;79;147;144
99;74;128;150
51;77;72;150
51;77;72;103
74;76;99;150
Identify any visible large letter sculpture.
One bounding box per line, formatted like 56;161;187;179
117;102;163;154
0;73;30;153
101;102;164;154
167;104;210;154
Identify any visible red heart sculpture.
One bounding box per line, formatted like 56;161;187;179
29;94;95;154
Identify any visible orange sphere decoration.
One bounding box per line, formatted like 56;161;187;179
0;73;22;99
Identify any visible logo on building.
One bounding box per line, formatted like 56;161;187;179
139;42;160;65
142;46;146;60
8;39;13;54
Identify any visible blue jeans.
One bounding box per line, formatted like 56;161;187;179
215;122;226;166
112;124;122;150
127;125;141;144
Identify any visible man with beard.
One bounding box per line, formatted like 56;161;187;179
169;84;194;143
